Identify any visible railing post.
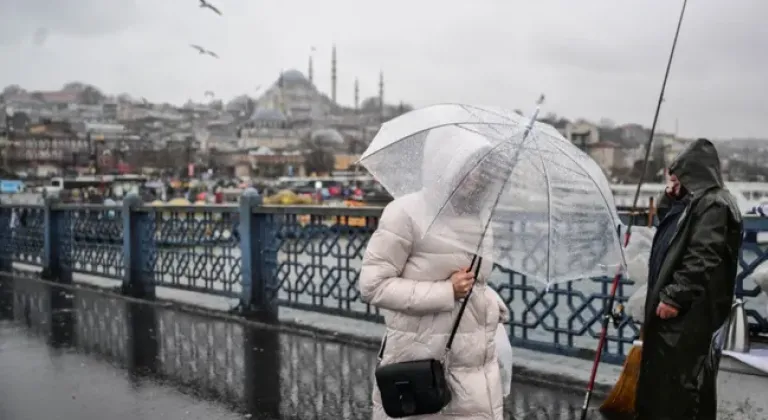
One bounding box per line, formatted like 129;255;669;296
122;193;155;299
239;189;278;321
0;207;12;274
0;207;14;319
41;197;71;285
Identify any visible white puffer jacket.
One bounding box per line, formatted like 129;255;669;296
360;194;509;419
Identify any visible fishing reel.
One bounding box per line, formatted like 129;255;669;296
604;303;625;329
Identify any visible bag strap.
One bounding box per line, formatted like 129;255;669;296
377;255;483;361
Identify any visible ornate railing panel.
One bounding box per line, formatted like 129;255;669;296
737;219;768;334
63;206;125;280
258;206;382;322
0;206;45;266
149;207;242;297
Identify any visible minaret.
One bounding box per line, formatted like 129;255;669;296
378;70;385;121
354;78;360;112
308;55;314;85
331;44;337;104
277;69;286;114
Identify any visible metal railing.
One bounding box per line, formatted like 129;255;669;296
0;193;766;364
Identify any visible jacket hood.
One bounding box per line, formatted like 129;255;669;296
421;126;494;208
669;138;723;197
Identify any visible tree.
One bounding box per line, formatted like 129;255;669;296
304;148;336;175
396;102;414;116
62;82;87;92
78;86;105;105
2;85;24;96
360;97;381;112
544;112;559;121
599;118;616;129
210;99;224;111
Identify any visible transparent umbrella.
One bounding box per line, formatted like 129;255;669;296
359;102;626;286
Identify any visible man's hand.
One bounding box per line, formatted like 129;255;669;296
656;302;679;319
665;170;682;197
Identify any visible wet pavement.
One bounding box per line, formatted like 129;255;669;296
0;275;609;419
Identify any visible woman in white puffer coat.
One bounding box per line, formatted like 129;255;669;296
359;135;509;420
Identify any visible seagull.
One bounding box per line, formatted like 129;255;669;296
199;0;222;15
190;44;219;58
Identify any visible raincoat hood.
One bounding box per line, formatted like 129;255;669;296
669;138;723;197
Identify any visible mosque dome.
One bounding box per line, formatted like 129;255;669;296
310;128;344;147
280;69;310;86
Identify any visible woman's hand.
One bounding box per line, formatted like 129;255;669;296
451;268;475;300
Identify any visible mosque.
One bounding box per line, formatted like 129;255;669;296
231;45;407;178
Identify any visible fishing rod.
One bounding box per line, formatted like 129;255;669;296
579;0;689;418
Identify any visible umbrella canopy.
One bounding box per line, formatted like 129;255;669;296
360;103;625;285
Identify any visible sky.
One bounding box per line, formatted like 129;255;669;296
0;0;766;139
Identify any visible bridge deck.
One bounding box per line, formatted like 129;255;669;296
0;277;607;420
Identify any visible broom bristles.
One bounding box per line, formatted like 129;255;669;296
600;343;642;417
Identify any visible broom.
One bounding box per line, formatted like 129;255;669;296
599;329;642;417
600;194;657;416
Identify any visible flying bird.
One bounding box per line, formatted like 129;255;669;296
199;0;222;15
190;44;219;58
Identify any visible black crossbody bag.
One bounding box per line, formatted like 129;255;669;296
374;256;483;418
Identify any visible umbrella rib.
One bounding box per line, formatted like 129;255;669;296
455;104;508;138
360;120;521;163
545;137;624;245
452;123;513;144
531;133;553;282
452;103;525;124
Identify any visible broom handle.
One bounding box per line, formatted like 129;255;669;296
579;1;688;418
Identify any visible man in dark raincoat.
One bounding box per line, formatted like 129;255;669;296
635;138;743;420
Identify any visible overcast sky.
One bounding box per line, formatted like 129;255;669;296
0;0;766;139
